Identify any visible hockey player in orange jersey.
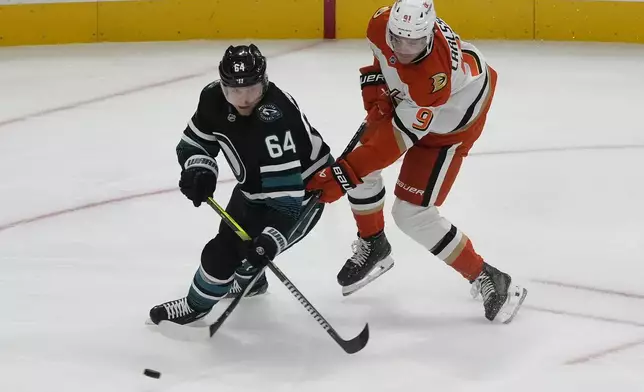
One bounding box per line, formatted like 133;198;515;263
307;0;527;322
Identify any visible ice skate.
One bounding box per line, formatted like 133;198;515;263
146;297;209;326
470;262;528;323
337;230;395;296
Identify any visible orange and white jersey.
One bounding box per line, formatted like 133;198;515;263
368;7;494;150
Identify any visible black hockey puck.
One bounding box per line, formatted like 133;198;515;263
143;369;161;379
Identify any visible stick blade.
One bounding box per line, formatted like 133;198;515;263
341;323;370;354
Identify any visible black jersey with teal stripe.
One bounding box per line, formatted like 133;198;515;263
176;81;332;235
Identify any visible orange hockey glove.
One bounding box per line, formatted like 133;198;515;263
359;65;393;125
306;159;362;203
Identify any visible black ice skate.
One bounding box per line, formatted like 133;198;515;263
470;263;528;323
147;297;209;326
224;265;268;299
337;231;395;296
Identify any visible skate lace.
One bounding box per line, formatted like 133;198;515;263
349;238;371;267
163;298;194;319
472;273;495;302
229;280;242;294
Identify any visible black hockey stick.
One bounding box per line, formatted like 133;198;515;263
156;193;322;343
341;120;367;157
203;193;322;337
265;257;369;354
207;121;369;349
207;195;369;354
208;121;370;352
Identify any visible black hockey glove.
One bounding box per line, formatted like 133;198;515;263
246;227;288;269
179;155;218;207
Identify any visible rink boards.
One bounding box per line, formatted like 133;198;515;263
0;0;643;45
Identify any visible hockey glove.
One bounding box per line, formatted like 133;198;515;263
305;159;361;203
360;65;393;125
179;155;218;207
246;227;288;268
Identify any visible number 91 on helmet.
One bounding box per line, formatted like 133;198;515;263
386;0;437;64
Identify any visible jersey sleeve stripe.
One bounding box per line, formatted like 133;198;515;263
261;166;301;178
260;160;301;173
462;49;483;75
301;153;331;180
282;89;324;160
307;121;324;160
393;112;420;145
180;133;209;154
188;118;218;141
451;71;489;132
241;189;306;200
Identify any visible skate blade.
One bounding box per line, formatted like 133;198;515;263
496;285;528;324
145;317;209;328
342;257;395;297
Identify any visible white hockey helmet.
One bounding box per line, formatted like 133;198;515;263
387;0;437;63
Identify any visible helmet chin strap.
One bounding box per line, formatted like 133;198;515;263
410;35;434;64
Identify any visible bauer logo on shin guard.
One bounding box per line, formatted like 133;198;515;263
332;166;354;192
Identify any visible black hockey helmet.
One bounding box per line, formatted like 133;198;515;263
218;44;268;88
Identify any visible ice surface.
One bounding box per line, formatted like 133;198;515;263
1;39;643;391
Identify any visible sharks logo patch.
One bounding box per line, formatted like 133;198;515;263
258;104;282;122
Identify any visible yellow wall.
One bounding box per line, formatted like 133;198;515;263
536;0;644;43
1;0;643;46
336;0;644;43
98;0;324;42
436;0;534;40
0;2;97;45
337;0;535;40
0;0;324;46
335;0;385;39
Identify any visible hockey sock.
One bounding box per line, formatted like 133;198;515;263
187;264;234;311
448;238;484;281
352;208;385;238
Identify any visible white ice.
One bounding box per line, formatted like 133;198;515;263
1;39;643;392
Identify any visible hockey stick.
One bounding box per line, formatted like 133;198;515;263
342;120;367;157
156;193;322;342
207;196;369;354
216;120;369;354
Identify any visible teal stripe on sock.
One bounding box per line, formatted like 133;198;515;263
188;286;218;311
194;271;232;296
187;270;233;311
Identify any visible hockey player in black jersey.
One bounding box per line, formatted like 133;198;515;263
148;44;332;326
